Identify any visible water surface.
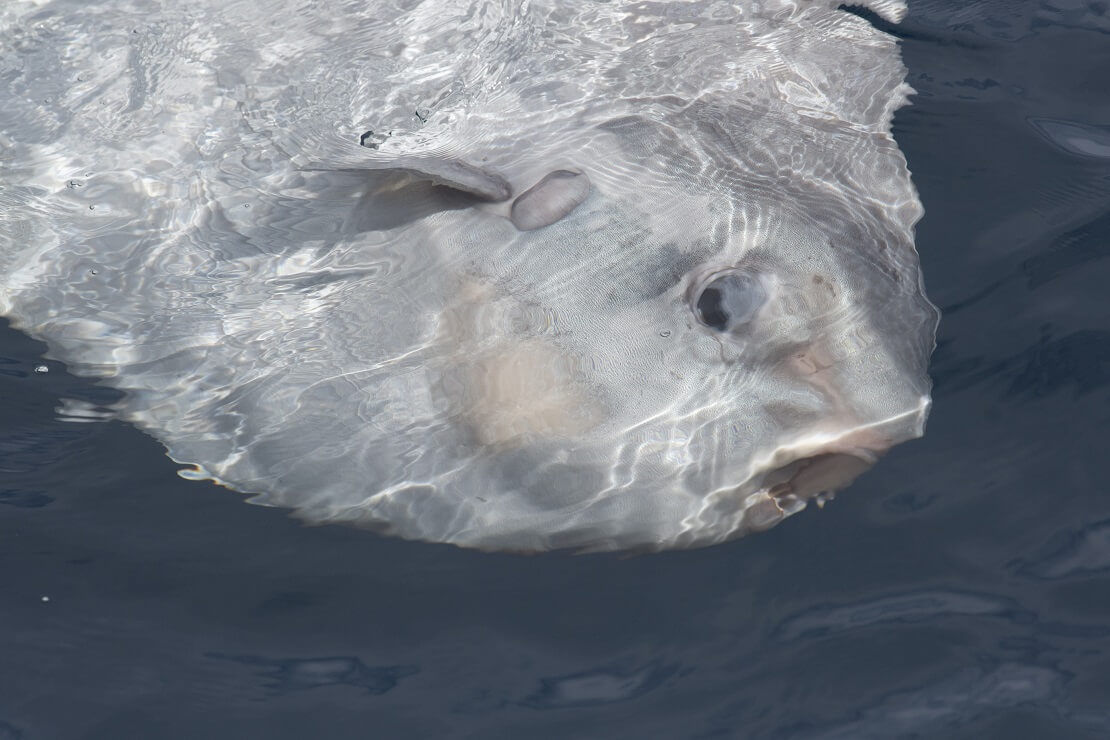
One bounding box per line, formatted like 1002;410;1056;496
2;0;1110;737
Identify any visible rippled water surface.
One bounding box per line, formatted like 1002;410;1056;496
2;0;1109;737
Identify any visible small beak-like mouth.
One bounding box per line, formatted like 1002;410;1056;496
734;361;932;535
737;427;895;534
758;389;932;506
765;449;880;505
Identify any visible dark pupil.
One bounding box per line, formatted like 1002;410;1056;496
695;271;765;332
696;287;729;331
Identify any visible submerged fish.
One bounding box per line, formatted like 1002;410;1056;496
0;0;937;551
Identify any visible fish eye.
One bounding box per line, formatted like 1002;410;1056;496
694;271;766;332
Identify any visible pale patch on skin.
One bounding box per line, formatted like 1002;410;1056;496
437;278;603;447
463;341;602;446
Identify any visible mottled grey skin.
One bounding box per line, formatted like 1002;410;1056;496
0;0;936;551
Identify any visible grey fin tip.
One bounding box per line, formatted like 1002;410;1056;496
396;157;512;202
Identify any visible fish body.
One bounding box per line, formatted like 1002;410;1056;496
0;0;936;551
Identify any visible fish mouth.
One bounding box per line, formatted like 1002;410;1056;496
736;425;901;534
765;449;880;505
772;390;933;497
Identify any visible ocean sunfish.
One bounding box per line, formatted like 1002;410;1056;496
0;0;937;551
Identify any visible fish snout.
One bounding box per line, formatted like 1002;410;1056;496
767;445;883;505
763;421;901;510
736;429;893;535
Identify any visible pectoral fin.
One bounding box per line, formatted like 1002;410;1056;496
281;129;512;202
510;169;590;231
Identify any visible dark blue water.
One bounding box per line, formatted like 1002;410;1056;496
3;2;1109;737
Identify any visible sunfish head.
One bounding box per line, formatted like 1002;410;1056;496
352;117;936;552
